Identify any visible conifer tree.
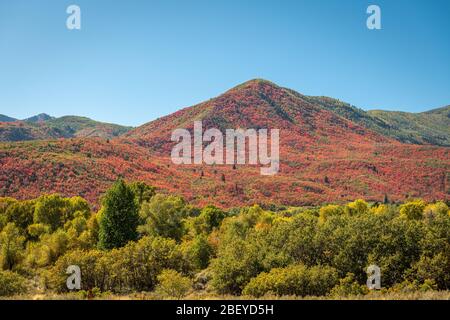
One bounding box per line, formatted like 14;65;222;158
98;180;139;250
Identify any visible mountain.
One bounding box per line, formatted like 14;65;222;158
126;79;390;151
0;115;132;142
0;79;448;208
0;114;17;122
304;97;450;146
367;107;450;146
24;113;54;123
43;116;132;139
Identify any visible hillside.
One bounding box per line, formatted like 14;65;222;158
0;114;17;122
24;113;54;123
0;79;448;208
305;96;450;146
126;79;390;152
367;107;450;146
0;115;132;141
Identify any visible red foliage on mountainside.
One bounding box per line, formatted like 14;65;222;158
0;80;449;208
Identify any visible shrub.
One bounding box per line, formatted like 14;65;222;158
43;249;104;293
319;205;343;223
108;236;186;291
400;199;426;220
243;264;339;297
411;253;450;290
156;269;192;299
423;202;449;219
129;181;155;208
44;236;186;293
344;199;369;216
0;270;27;296
330;273;368;297
182;234;213;271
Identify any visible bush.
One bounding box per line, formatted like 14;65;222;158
44;236;187;293
43;249;104;293
344;199;369;216
0;270;27;296
411;253;450;290
400;200;426;220
156;269;192;299
319;205;343;223
330;273;368;297
242;264;339;297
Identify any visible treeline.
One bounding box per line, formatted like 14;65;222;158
0;180;449;298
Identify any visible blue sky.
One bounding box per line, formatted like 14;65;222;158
0;0;449;126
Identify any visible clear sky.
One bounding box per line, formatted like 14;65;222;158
0;0;449;126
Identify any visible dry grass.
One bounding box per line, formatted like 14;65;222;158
2;290;449;301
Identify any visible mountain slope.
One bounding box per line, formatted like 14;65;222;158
367;107;450;146
304;96;450;146
0;79;447;208
24;113;54;123
0;114;17;122
126;79;390;152
0;115;132;141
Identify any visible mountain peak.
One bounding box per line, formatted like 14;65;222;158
229;78;281;92
24;113;54;123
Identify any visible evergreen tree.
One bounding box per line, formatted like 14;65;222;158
98;180;139;250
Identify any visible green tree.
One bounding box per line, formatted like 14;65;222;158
98;180;139;250
33;194;68;231
0;223;25;270
344;199;369;216
412;253;450;290
33;195;89;232
138;194;187;241
198;206;226;233
318;204;343;223
182;234;213;270
188;205;227;235
400;199;426;220
129;181;156;208
0;198;17;230
5;200;35;231
0;270;27;296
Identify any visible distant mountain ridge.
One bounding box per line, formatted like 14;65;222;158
0;114;17;122
0;114;132;141
24;113;54;123
303;96;450;146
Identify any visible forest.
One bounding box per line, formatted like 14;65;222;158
0;179;449;299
